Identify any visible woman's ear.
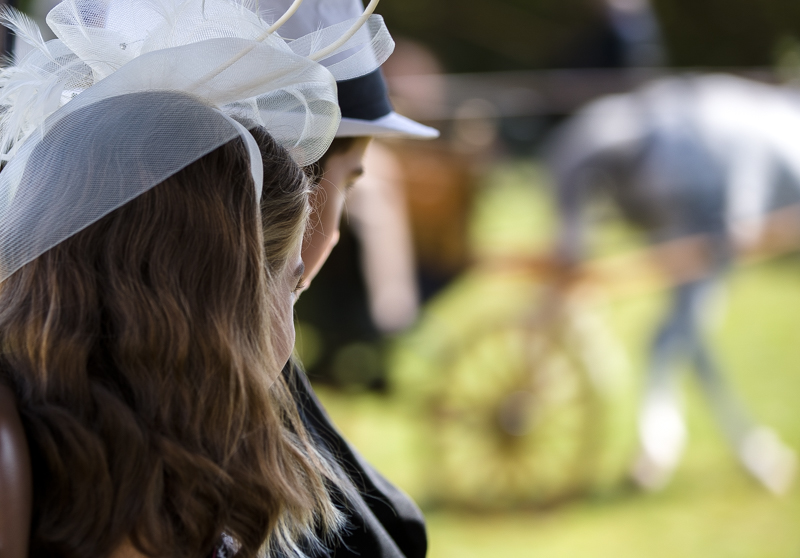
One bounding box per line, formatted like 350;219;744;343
0;384;31;558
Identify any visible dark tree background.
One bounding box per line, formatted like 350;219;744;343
654;0;800;67
377;0;800;72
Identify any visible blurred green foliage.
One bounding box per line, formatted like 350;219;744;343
378;0;800;71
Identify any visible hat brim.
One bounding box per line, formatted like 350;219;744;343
336;112;440;139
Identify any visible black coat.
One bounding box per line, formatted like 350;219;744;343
285;363;428;558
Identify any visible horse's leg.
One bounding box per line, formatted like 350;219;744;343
687;287;796;494
632;281;699;489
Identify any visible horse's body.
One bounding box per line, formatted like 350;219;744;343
547;74;799;492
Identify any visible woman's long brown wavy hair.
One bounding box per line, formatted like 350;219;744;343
0;129;341;558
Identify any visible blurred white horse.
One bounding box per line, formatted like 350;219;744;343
547;74;799;493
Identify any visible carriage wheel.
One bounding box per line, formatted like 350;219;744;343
426;309;608;509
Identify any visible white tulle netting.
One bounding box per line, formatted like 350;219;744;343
0;0;394;281
0;91;242;279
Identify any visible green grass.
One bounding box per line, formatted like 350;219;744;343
313;161;800;558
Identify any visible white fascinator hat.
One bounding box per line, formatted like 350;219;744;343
0;0;395;282
261;0;439;139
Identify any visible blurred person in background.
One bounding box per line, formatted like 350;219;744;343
382;39;479;299
348;144;420;335
547;73;799;493
260;0;438;555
